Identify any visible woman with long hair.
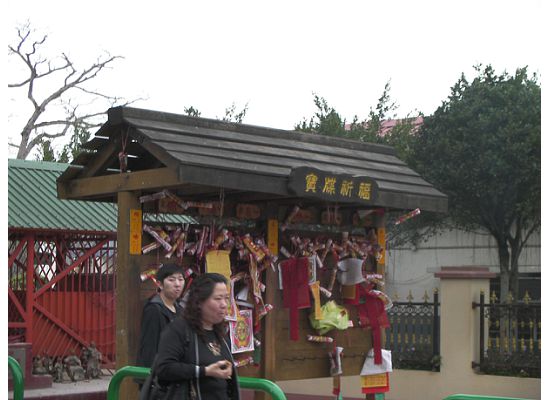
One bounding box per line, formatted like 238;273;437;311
154;272;240;400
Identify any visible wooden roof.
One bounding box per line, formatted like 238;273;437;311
57;106;447;212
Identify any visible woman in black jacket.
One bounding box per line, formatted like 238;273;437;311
137;263;185;370
155;273;240;400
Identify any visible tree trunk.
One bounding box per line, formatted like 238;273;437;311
509;241;521;302
497;240;511;303
497;239;512;351
17;128;32;159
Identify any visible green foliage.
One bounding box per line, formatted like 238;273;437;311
35;140;57;162
294;94;353;138
411;65;540;299
411;65;540;234
295;85;427;246
222;102;248;123
183;103;248;123
294;83;419;159
34;125;92;163
183;106;202;117
362;81;398;141
58;125;92;163
295;67;540;300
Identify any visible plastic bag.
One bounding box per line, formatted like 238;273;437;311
309;300;350;335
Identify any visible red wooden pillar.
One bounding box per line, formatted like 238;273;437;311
26;234;35;344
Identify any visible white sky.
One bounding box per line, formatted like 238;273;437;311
6;0;544;158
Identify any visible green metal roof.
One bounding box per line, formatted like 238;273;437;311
8;159;194;231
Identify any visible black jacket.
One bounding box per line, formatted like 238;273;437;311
156;317;241;400
137;294;182;369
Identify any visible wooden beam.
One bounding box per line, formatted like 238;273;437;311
79;138;120;178
57;167;182;200
116;191;142;400
178;164;290;197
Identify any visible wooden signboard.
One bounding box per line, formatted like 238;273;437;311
288;167;379;205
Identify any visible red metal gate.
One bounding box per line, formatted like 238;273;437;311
8;228;117;367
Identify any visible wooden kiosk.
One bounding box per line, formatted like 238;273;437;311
57;107;447;399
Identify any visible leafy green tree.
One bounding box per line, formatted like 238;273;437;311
411;65;541;301
295;93;354;138
295;83;418;154
34;139;57;162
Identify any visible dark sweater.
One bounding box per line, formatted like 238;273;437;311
137;294;182;369
156;317;241;400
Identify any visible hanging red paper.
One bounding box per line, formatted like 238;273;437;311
280;257;311;340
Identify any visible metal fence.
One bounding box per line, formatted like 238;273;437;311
384;289;440;371
472;290;541;378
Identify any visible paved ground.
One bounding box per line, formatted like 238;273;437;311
9;373;355;400
9;374;112;399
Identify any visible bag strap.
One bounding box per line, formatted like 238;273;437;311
149;353;160;378
138;354;159;400
194;332;202;400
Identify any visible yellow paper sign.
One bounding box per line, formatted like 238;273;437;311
361;373;388;388
309;281;323;320
267;219;278;255
129;209;142;255
205;250;232;281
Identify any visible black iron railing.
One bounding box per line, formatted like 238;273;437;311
472;290;540;378
384;290;440;371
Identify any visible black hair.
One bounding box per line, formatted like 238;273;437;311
182;273;228;339
155;263;184;284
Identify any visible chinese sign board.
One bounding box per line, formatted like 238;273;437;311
129;209;142;255
288;167;379;205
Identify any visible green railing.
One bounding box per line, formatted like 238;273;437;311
443;395;532;400
239;377;287;400
8;356;24;400
107;366;287;400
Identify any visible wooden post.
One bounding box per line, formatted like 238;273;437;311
367;212;386;400
116;191;142;400
256;203;278;400
376;211;386;277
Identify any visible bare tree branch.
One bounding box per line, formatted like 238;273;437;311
8;58;72;88
27;125;72;152
33;111;107;129
8;22;140;159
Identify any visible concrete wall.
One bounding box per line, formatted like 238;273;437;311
275;269;541;400
385;228;540;301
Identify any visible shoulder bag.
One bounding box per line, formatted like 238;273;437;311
139;355;189;400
